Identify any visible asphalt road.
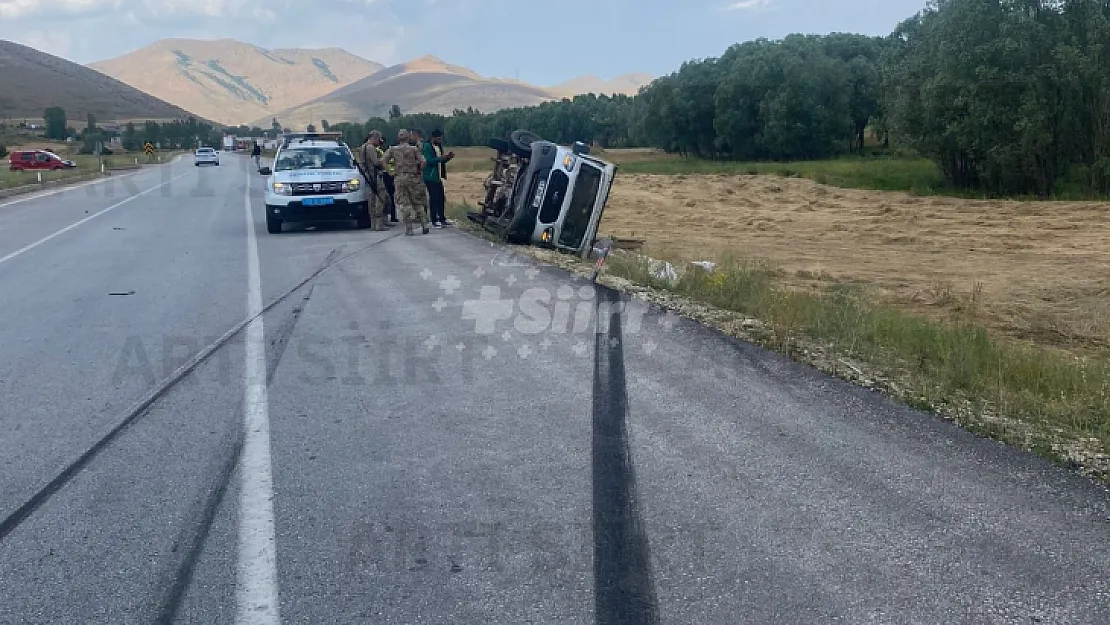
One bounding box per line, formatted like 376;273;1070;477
1;153;1109;624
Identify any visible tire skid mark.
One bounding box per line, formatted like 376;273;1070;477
153;251;334;622
266;282;317;385
592;286;660;625
0;236;399;544
152;428;244;624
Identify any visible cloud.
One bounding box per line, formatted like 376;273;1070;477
0;0;283;19
0;0;404;63
0;0;114;18
726;0;772;9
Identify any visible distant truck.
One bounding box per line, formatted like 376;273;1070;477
222;135;236;152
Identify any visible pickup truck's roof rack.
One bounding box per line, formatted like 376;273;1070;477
280;132;344;149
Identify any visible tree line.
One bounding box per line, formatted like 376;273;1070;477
315;0;1110;197
40;107;237;154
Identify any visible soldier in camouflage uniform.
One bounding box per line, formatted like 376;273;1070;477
409;129;432;222
358;130;392;231
382;129;430;235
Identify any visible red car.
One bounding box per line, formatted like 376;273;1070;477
8;150;76;171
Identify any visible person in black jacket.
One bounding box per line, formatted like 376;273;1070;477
251;142;262;171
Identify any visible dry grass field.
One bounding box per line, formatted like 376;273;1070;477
446;149;1110;477
444;149;1110;356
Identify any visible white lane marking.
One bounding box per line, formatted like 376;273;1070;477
0;171;191;267
237;168;281;624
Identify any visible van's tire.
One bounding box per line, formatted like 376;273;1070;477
509;130;540;158
266;212;282;234
487;137;511;153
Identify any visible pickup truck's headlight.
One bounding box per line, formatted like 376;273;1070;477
563;154;576;171
342;178;360;193
272;182;291;196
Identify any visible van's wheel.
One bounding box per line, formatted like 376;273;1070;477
509;130;540;158
266;212;282;234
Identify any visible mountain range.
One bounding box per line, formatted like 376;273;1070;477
253;55;560;129
88;39;384;128
1;38;654;128
0;40;198;123
549;74;655;98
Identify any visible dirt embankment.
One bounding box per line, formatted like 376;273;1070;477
445;171;1110;353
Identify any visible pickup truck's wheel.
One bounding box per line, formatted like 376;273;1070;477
487;137;511;153
266;210;282;234
355;202;372;229
506;201;539;245
509;130;540;158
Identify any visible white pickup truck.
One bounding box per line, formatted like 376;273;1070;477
257;132;370;234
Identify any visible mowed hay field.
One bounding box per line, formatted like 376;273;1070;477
444;148;1110;355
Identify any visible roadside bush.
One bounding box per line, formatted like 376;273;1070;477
0;144;7;158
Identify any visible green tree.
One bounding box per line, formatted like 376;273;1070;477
885;0;1079;195
121;122;139;151
43;107;67;140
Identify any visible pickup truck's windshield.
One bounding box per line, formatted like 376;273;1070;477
274;147;352;171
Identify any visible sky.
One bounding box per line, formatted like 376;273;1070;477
0;0;930;85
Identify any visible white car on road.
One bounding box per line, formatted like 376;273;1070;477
194;147;220;166
258;132;370;234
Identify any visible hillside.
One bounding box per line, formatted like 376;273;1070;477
256;56;556;128
0;40;199;123
88;39;383;126
550;73;655;97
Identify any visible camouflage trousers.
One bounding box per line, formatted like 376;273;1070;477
368;173;391;231
395;175;429;232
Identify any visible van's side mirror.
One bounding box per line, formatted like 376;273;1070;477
259;166;272;175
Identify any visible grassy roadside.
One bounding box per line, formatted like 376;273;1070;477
0;151;186;191
446;201;1110;483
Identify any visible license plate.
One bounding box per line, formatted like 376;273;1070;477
303;197;334;206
